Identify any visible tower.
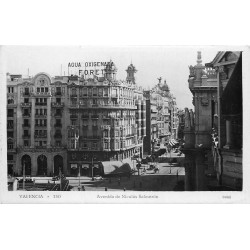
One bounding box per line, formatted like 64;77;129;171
126;63;137;84
104;60;117;81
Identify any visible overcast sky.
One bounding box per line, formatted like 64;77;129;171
3;46;218;109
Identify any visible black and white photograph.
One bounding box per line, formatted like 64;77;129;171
0;45;247;201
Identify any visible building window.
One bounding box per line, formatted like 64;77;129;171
7;142;13;149
7;99;14;104
56;98;61;104
104;88;108;96
7;109;14;117
7;154;14;161
24;140;29;147
56;141;61;147
37;87;40;92
104;142;108;149
7;120;13;129
45;87;48;92
93;88;97;96
115;130;119;137
88;88;92;96
92;142;97;150
7;131;13;138
104;131;108;137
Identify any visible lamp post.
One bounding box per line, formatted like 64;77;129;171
23;159;26;190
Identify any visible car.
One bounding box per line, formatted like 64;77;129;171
94;176;103;180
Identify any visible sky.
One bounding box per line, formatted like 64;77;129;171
3;46;218;109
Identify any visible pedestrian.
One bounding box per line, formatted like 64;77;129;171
105;187;107;191
123;187;126;191
82;186;85;191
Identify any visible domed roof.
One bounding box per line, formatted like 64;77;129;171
126;63;137;72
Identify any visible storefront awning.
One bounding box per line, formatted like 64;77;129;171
101;161;132;175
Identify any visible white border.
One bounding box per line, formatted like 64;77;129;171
1;45;249;204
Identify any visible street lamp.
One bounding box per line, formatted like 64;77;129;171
23;159;26;190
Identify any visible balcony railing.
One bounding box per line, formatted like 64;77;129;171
34;92;52;96
55;91;62;96
54;134;62;138
23;92;30;97
22;124;30;128
35;134;47;138
22;113;31;117
21;102;32;107
54;123;62;128
91;115;99;119
51;102;64;108
35;114;47;118
55;113;62;117
35;102;47;106
35;124;47;127
70;114;78;119
22;134;30;139
81;114;89;119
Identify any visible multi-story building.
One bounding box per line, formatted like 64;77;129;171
183;51;242;191
6;61;146;177
143;78;177;156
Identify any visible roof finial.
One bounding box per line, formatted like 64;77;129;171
197;51;202;65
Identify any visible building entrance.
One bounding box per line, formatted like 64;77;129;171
37;155;47;176
21;155;32;176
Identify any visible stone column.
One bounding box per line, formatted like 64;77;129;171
30;97;35;147
195;151;206;191
224;119;232;149
184;152;195;191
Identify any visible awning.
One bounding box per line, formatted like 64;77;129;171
71;164;78;169
101;161;132;175
82;164;89;169
168;139;179;147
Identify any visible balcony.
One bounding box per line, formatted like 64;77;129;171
35;124;47;127
35;134;47;138
51;102;64;108
35;146;47;149
91;115;99;119
54;134;62;138
81;114;89;119
70;114;78;119
54;123;62;128
101;125;111;130
35;114;47;118
22;113;31;118
55;112;62;117
23;92;30;97
33;92;52;97
22;124;30;128
35;102;47;106
21;102;31;107
22;134;30;139
55;91;62;96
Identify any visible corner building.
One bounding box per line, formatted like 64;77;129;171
6;62;146;177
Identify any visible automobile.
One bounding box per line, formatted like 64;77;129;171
147;165;155;170
94;176;103;180
17;178;34;183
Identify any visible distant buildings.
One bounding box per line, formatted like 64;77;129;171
143;78;179;156
183;51;242;191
